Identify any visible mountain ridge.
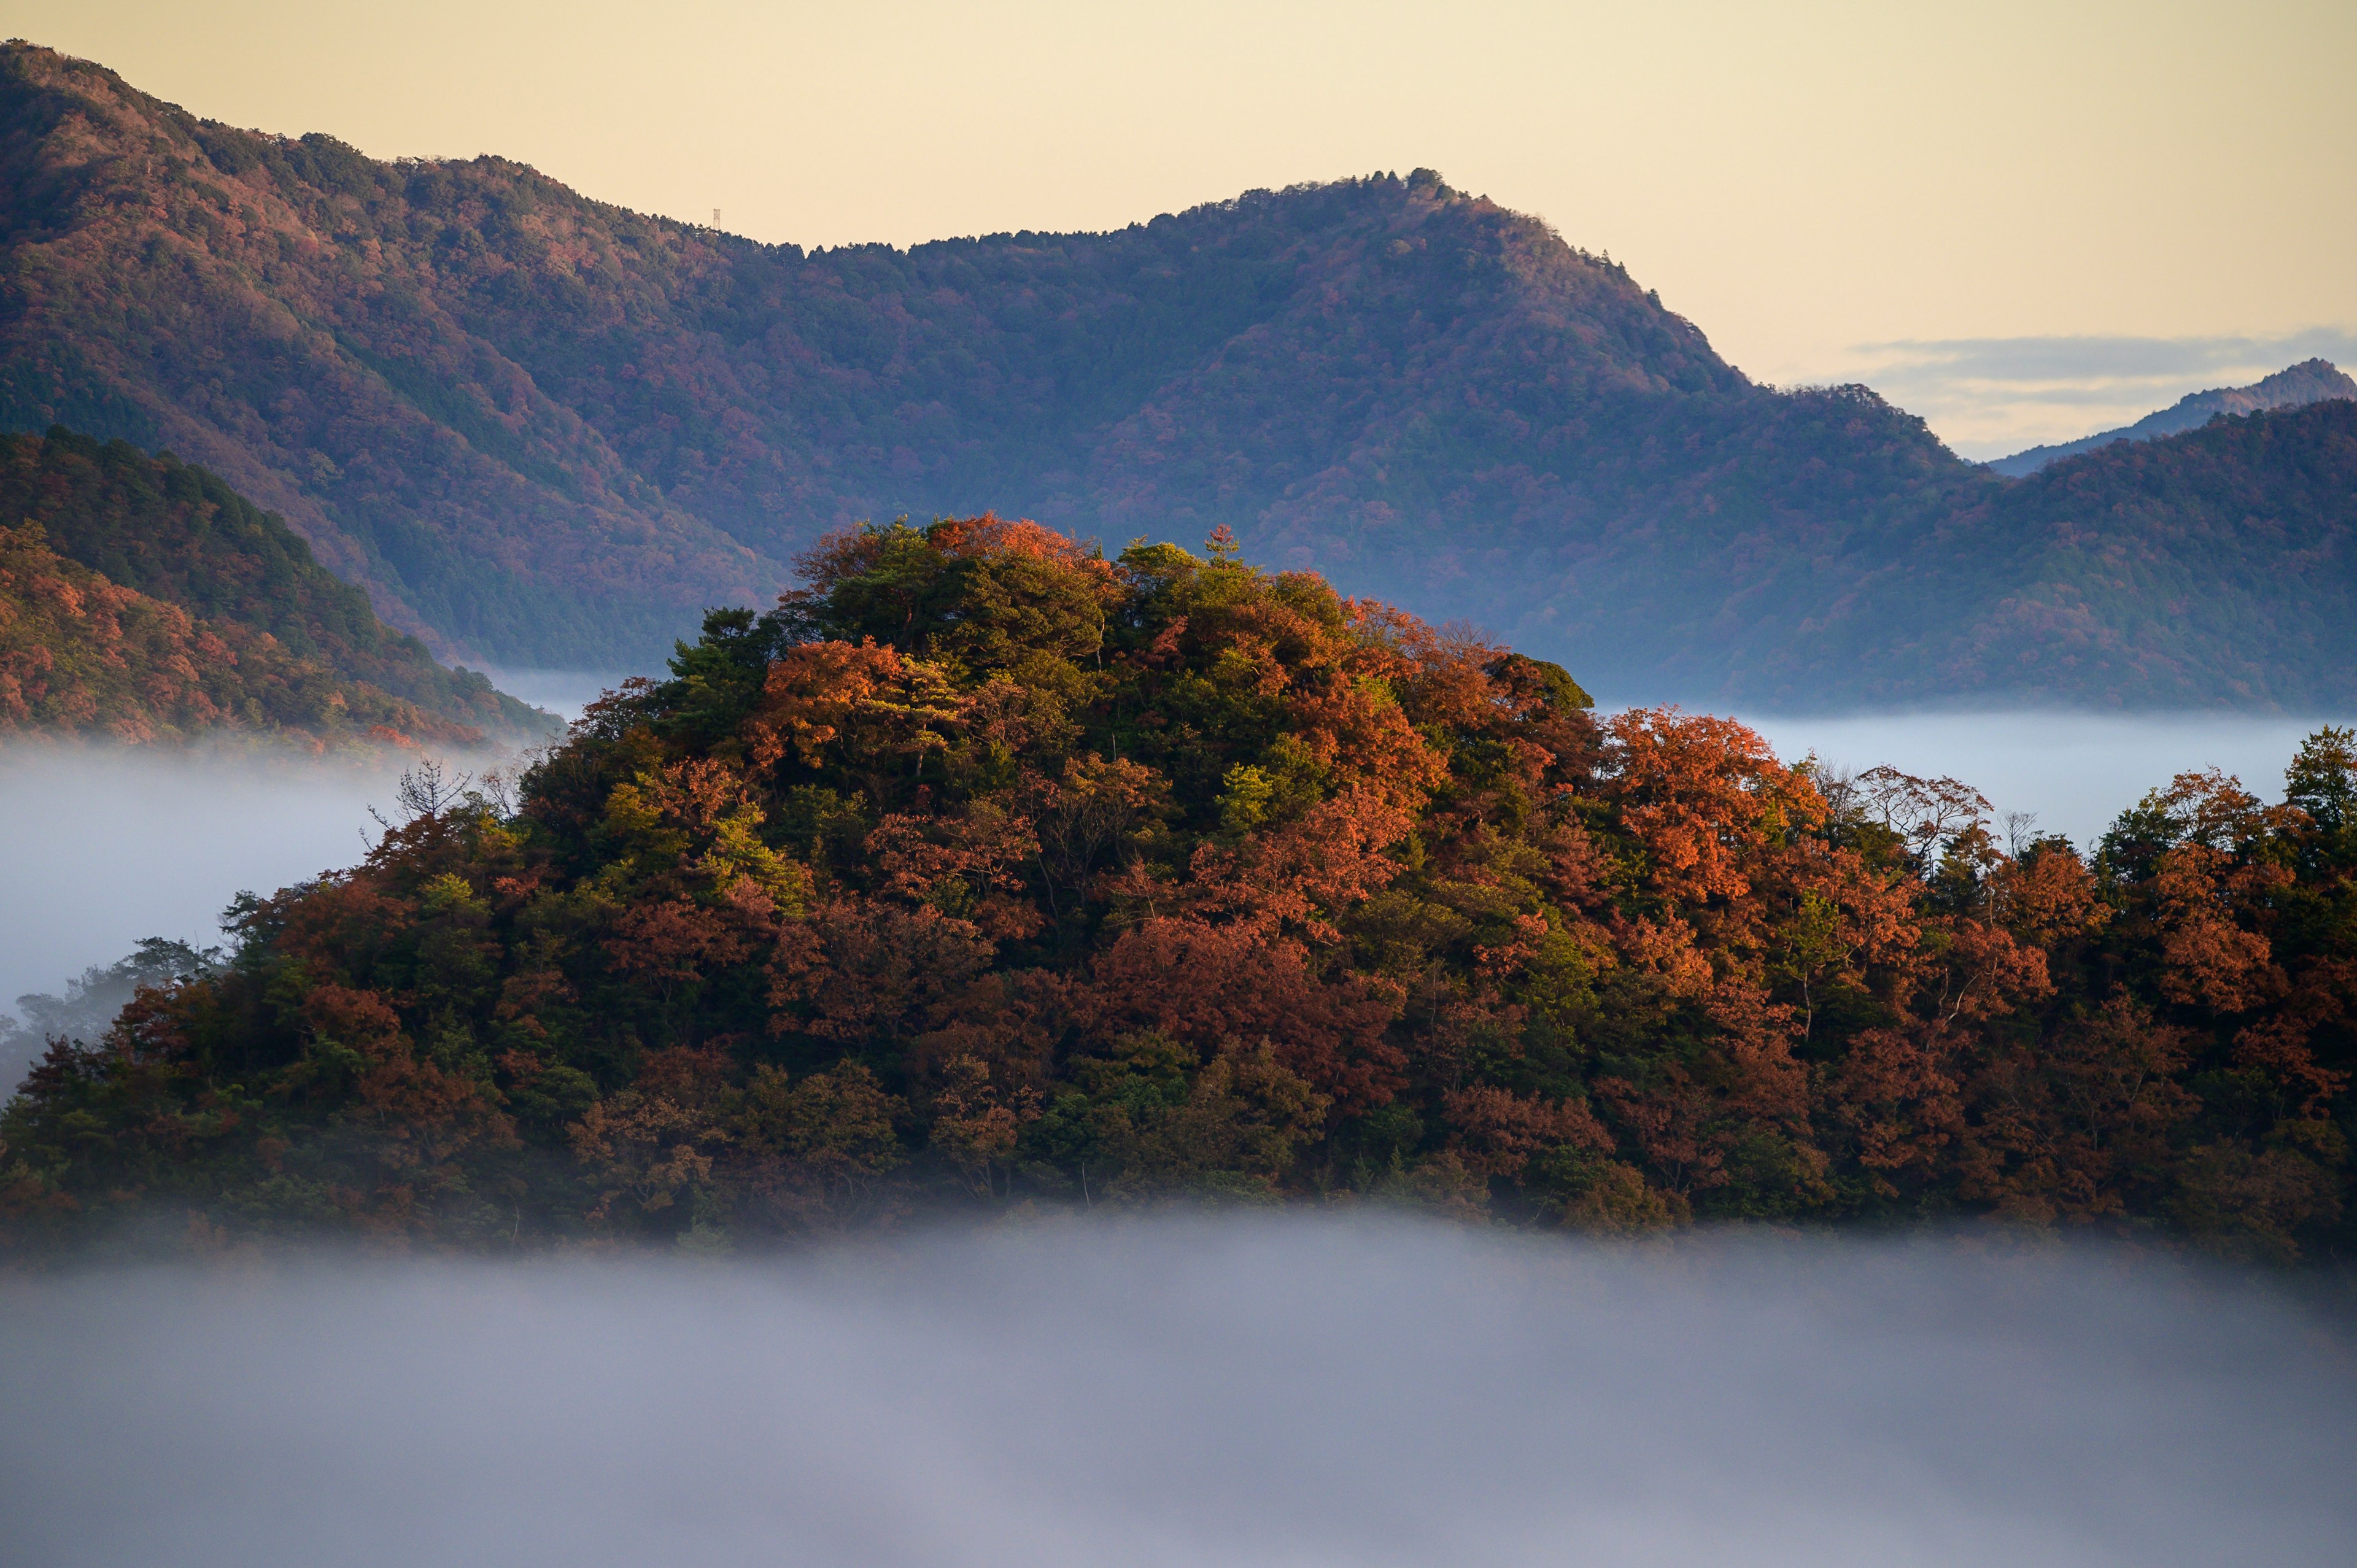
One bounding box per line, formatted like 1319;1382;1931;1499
0;41;1976;684
2;42;2352;710
1987;358;2356;477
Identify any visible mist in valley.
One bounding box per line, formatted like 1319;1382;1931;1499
1739;708;2350;849
467;669;632;724
0;743;521;1091
0;1218;2350;1568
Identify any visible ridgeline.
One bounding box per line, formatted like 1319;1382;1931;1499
15;43;2355;710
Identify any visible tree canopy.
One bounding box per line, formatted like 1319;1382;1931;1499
5;522;2350;1259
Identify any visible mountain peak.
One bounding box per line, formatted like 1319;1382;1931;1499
0;42;1786;669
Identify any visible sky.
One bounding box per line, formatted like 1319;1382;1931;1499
2;0;2350;456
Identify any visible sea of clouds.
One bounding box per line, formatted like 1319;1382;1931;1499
0;1218;2349;1567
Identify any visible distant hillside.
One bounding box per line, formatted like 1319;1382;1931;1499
0;518;504;747
2;42;2351;710
1987;359;2356;477
0;41;1976;686
0;427;547;738
1784;400;2356;708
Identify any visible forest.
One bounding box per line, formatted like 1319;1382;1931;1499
0;427;546;743
6;42;2350;707
1;511;491;748
4;520;2349;1259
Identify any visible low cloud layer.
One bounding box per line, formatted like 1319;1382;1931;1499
1738;709;2352;849
2;1219;2349;1567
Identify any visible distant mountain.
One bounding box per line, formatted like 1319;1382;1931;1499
1986;358;2357;477
0;427;550;746
0;42;1975;686
1;42;2351;710
1822;400;2357;708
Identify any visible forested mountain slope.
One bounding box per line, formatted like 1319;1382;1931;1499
1987;359;2356;477
0;42;1976;686
0;426;545;735
1767;400;2357;709
0;517;493;747
1909;401;2357;707
1;42;2349;709
6;521;2350;1257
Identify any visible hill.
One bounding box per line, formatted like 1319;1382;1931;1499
1987;359;2356;477
0;516;502;747
4;521;2350;1257
0;426;548;738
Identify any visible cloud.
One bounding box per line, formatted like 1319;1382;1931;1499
1857;328;2357;386
1793;327;2357;459
2;1219;2351;1567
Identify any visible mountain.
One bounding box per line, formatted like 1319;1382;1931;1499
0;41;1976;687
5;522;2349;1257
2;425;548;734
1;42;2351;711
1775;400;2357;709
1986;358;2357;477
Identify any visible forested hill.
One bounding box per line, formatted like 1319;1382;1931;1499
6;520;2351;1257
0;41;1975;683
0;427;549;745
1;42;2349;709
1;427;545;733
2;519;480;748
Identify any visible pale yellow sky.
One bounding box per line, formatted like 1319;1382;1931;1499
5;0;2351;455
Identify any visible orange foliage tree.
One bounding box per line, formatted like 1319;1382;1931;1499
4;522;2350;1259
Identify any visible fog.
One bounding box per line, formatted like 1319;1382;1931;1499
1741;709;2352;849
473;668;633;722
0;744;420;1029
0;1218;2348;1567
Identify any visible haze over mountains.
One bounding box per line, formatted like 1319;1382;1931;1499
2;42;2351;709
1988;358;2357;477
